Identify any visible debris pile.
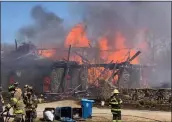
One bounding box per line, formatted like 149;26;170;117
90;86;171;111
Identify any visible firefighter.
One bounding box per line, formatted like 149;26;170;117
23;85;29;104
13;82;19;88
29;86;38;110
8;84;16;92
5;87;25;122
23;85;31;105
14;82;22;99
0;86;4;122
109;89;122;122
25;91;38;122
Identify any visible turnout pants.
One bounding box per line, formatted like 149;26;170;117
112;111;122;122
13;114;25;122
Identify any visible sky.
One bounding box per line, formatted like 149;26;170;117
1;2;81;44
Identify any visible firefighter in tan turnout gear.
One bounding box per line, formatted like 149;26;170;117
24;86;38;122
5;86;25;122
8;82;23;99
14;82;22;98
109;89;122;122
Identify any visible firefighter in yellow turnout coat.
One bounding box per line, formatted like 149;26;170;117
109;89;122;122
5;89;25;122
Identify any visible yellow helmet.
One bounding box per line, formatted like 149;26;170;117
113;89;119;94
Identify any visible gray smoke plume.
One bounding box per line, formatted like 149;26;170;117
69;2;171;87
70;2;171;43
3;2;171;88
18;5;66;48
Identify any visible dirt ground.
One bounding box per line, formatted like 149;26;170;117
36;100;171;122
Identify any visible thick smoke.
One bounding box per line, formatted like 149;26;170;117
18;5;66;48
4;2;171;88
69;2;171;87
70;2;171;42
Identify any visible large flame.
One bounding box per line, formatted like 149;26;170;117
38;23;149;85
65;23;90;48
98;32;139;64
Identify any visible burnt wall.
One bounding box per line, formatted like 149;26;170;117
118;68;141;89
50;67;88;92
51;68;64;92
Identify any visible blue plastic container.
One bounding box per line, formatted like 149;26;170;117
81;99;94;119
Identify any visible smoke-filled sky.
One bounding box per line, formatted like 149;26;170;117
1;2;171;87
1;2;171;45
1;2;82;44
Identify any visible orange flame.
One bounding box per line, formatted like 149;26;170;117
38;49;56;58
98;32;139;64
98;37;109;60
65;23;90;48
38;23;149;85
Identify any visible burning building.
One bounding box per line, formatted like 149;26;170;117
1;22;154;94
1;41;147;94
2;2;171;93
1;42;88;94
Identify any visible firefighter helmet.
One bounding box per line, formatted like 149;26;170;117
8;85;15;92
14;82;19;86
113;89;119;94
10;90;15;95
